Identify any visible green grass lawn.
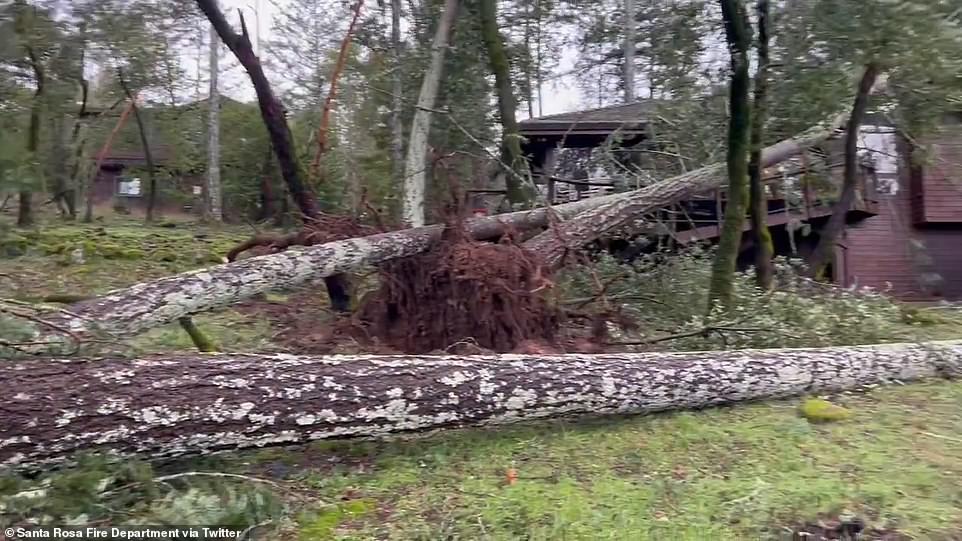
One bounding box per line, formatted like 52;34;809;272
2;221;962;539
252;380;962;540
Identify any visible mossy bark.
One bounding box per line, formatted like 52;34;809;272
178;317;218;352
807;64;880;280
748;0;774;291
708;0;752;308
479;0;533;205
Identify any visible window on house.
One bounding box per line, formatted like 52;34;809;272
858;126;899;194
117;177;142;197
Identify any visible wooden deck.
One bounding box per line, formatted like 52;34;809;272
543;160;881;244
664;199;878;244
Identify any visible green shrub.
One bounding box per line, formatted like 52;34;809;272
0;456;283;529
559;247;909;351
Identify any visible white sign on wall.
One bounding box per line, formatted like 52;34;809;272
117;178;142;196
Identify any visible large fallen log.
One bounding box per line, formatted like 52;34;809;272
20;113;855;349
2;341;959;470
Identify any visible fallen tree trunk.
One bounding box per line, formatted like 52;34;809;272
26;202;597;345
21;112;855;347
522;109;852;268
1;341;959;470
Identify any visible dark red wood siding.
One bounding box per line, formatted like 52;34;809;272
913;120;962;223
841;169;928;298
842;136;962;300
919;229;962;299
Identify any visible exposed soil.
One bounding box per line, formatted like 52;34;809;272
785;515;912;541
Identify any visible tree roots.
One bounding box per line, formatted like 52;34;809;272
359;224;563;354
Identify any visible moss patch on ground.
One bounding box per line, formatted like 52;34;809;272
0;222;250;298
0;222;276;354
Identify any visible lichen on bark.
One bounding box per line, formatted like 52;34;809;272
1;341;959;471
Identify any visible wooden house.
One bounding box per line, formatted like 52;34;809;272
83;96;253;217
519;103;962;301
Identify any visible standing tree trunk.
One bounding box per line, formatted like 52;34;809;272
479;0;532;205
389;0;405;197
196;0;350;312
17;48;45;228
61;83;90;222
535;0;543;116
17;192;33;227
402;0;459;227
807;64;881;280
62;23;89;222
206;20;223;222
48;115;72;218
2;341;959;470
707;0;753;308
117;70;158;223
623;0;635;103
748;0;774;290
523;0;534;118
257;145;276;222
196;0;319;219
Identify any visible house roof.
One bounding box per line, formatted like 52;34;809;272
519;100;661;138
522;100;661;124
519;100;670;149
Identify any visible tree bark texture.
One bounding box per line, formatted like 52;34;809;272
17;47;44;228
48;115;71;218
206;19;223;222
807;64;881;280
402;0;459;227
478;0;532;205
748;0;774;291
707;0;752;308
257;145;276;221
60;23;89;222
2;341;959;470
389;0;405;194
19;114;863;348
623;0;635;103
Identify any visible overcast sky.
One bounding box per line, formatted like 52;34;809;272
215;0;585;119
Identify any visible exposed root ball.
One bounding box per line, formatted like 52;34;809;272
361;236;562;354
